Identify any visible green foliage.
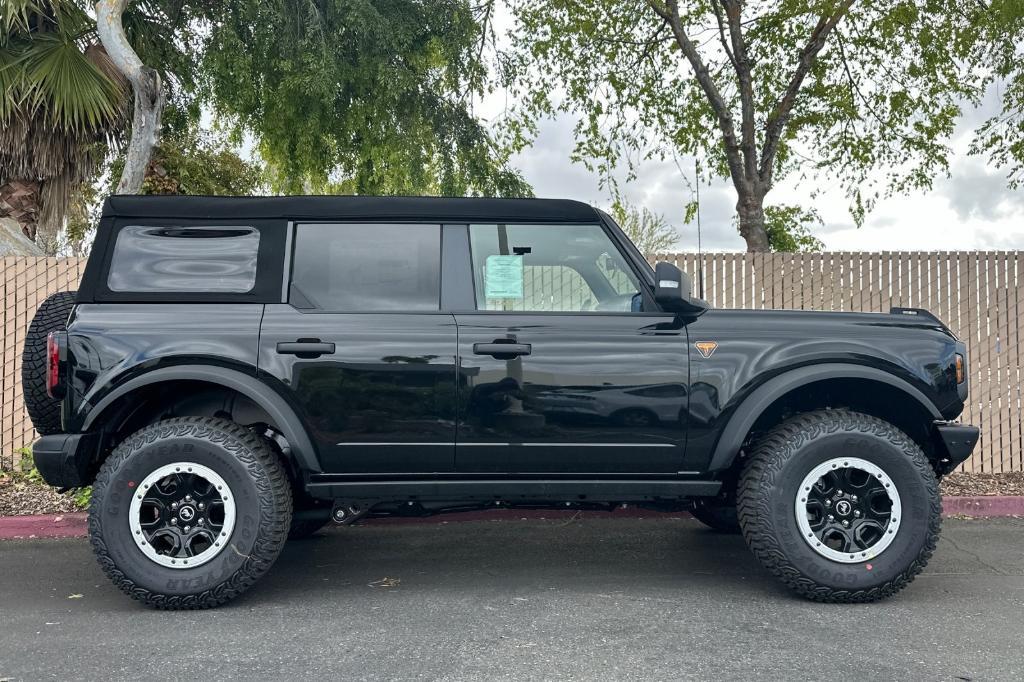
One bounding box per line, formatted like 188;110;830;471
608;193;679;253
506;0;1015;241
194;0;529;196
107;123;265;197
968;0;1024;188
763;204;825;253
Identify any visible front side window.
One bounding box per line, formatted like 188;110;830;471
469;224;642;312
107;225;259;293
291;223;441;311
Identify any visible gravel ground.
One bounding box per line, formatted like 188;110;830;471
941;471;1024;496
0;475;80;517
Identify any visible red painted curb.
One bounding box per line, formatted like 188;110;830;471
1;496;1021;540
0;512;88;539
942;495;1024;517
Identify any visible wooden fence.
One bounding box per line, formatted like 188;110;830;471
1;252;1021;473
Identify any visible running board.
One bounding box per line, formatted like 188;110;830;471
305;478;721;503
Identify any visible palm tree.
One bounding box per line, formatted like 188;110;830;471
1;1;126;249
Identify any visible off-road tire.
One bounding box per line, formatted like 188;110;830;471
691;498;741;534
89;417;292;609
737;409;941;603
21;290;76;435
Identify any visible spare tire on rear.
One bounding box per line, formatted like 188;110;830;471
21;290;76;435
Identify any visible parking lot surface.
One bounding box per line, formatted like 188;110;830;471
1;515;1022;680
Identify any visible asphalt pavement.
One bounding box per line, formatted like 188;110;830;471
1;515;1022;681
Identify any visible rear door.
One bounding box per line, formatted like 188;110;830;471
451;223;691;474
258;223;457;474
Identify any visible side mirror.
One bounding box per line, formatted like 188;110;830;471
654;262;706;314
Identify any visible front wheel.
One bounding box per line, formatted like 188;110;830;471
737;410;941;603
89;417;293;609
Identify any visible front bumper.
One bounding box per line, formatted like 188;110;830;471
31;433;98;488
932;422;980;475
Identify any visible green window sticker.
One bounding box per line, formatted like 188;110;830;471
484;255;524;299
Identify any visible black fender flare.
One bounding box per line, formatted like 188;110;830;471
83;365;321;473
706;363;942;472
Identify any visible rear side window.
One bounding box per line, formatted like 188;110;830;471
291;224;441;311
107;226;260;293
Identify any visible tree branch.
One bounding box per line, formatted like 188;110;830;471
758;0;855;185
646;0;746;189
720;0;759;187
95;0;165;194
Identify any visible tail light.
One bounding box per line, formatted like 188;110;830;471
46;331;67;398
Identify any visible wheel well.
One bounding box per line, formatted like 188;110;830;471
718;378;937;490
85;380;302;487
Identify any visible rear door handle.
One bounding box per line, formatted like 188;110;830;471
473;342;532;358
276;340;336;358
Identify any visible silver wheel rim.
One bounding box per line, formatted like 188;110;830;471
794;457;901;564
128;462;236;569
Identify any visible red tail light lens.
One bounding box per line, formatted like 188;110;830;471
46;331;62;398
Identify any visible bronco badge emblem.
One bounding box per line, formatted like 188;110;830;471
695;341;718;358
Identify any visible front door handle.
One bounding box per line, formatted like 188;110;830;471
473;342;532;358
276;340;336;358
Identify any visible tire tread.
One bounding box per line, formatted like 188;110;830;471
737;409;941;603
88;416;293;609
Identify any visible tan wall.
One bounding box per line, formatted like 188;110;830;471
1;253;1020;473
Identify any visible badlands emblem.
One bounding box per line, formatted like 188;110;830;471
695;341;718;358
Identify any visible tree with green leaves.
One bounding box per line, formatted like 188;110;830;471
762;204;825;252
0;0;126;246
969;0;1024;188
608;194;679;253
507;1;1012;252
195;0;529;196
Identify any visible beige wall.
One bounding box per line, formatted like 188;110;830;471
2;253;1020;473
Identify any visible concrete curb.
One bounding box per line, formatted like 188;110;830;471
2;496;1021;540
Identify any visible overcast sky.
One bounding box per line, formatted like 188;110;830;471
481;62;1023;253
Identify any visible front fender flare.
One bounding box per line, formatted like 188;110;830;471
706;363;941;472
82;365;321;473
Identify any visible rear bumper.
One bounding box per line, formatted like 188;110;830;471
31;433;98;488
932;422;980;475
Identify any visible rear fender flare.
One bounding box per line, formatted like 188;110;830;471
83;365;321;473
707;363;941;472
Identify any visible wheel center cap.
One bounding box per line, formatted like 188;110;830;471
178;505;196;522
834;499;852;516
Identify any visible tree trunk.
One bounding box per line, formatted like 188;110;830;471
0;178;42;241
95;0;164;194
736;188;770;252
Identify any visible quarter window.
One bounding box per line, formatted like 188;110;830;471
291;223;441;311
468;224;643;312
107;225;259;293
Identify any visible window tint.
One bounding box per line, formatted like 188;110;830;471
469;224;642;312
107;226;259;293
291;223;440;311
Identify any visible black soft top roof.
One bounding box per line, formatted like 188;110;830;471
102;195;601;223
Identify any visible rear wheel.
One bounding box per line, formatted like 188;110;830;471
89;417;292;609
21;290;76;435
738;409;940;603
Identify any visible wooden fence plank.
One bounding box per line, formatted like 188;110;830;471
1;253;1021;473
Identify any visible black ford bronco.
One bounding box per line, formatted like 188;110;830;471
24;195;978;608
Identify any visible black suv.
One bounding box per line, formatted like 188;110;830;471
24;195;978;608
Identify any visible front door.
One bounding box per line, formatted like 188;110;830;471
454;223;690;474
259;223;457;474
